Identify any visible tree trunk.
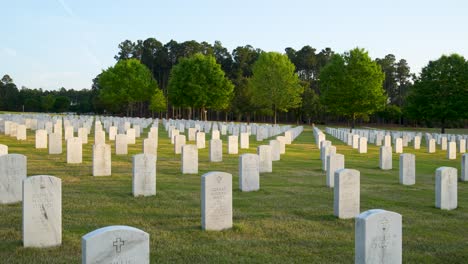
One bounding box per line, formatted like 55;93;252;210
273;105;277;124
441;118;446;134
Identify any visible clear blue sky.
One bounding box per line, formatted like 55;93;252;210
1;0;467;90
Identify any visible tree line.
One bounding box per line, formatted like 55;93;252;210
1;37;466;132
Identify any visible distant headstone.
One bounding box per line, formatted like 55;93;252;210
399;153;415;185
16;124;27;140
228;136;238;154
358;137;367;153
257;145;272;173
447;141;456;160
355;209;402;264
0;144;8;155
115;134;128;155
427;138;436;153
334;169;360;219
435;167;457;210
182;145;198;174
82;225;150;264
35;130;48;149
459;139;466;153
462;154;468;182
239;154;260;192
48;133;62;154
109;126;117;141
211;130;220;140
379;146;392;170
22;175;61;248
276;136;286;154
326;153;344;188
240;132;249;149
67;137;83;164
143;138;157;157
93;144;111;176
269;140;280;161
413;136;421;150
188;128;197;141
196;132;206;149
384;135;391;147
126;128;136;144
132;154;156;197
0;154;27;204
201;172;232;231
94;130;105;145
174;135;186;154
78;127;88;144
394;138;403;153
209;139;222;162
441;137;447;150
352;135;359;149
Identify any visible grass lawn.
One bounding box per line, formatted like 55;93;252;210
0;123;467;263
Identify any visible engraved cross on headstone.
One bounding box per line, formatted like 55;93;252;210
113;237;125;253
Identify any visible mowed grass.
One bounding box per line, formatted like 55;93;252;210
0;123;467;263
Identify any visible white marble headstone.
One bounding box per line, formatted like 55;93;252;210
201;171;232;231
239;154;260;192
0;154;27;204
132;154;156;197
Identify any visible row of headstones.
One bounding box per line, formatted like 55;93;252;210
0;166;400;263
326;127;467;158
313;128;466;211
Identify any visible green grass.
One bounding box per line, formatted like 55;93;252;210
0;124;467;263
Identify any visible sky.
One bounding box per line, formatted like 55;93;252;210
1;0;467;90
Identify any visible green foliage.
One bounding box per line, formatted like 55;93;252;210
53;96;71;112
320;48;386;127
0;74;20;111
40;94;56;112
98;59;164;115
149;88;167;112
405;54;468;133
168;53;234;112
250;52;303;123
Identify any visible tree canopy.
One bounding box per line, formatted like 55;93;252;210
319;48;386;128
168;53;234;120
405;54;468;133
98;59;165;116
249;52;303;124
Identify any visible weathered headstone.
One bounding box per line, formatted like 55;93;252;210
379;146;392;170
82;225;150;264
201;172;232;231
48;133;62;154
228;135;238;154
0;154;27;204
399;153;415;185
67;137;83;164
239;154;260;192
209;139;222;162
182;145;198;174
435;167;457;210
93;144;111;176
334;169;360;219
115;134;128;155
326;153;345;188
35;130;48;149
257;145;272;173
22;175;61;248
132;154;156;197
355;209;402;264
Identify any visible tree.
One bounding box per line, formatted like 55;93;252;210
149;88;167;114
41;94;56;112
98;59;164;116
53;96;71;112
250;52;303;124
168;53;234;120
405;54;468;133
320;48;386;129
0;74;19;111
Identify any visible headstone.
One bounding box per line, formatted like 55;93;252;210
78;127;88;144
441;137;447;150
228;135;238;154
115;134;128;155
384;135;391;147
82;225;150;264
93;144;111;176
379;146;392;170
132;154;156;197
435;167;457;210
0;154;27;204
334;169;360;219
358;137;367;154
188;128;197;141
399;153;415;185
394;138;403;153
462;154;468;182
201;172;232;231
269;140;280;161
459;139;466;153
0;144;8;155
211;130;220;140
48;133;62;154
94;130;105;145
239;154;260;192
22;175;61;247
326;154;345;188
355;209;402;264
35;130;48;149
352;135;359;149
126;128;136;144
182;145;198;174
240;132;249;149
174;135;186;154
67;137;83;164
447;141;456;160
322;145;336;171
143;138;157;157
257;145;272;173
276;136;286;154
209;139;222;162
427;139;436;153
196;132;206;149
16;124;27;140
109;126;117;141
414;136;421;150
